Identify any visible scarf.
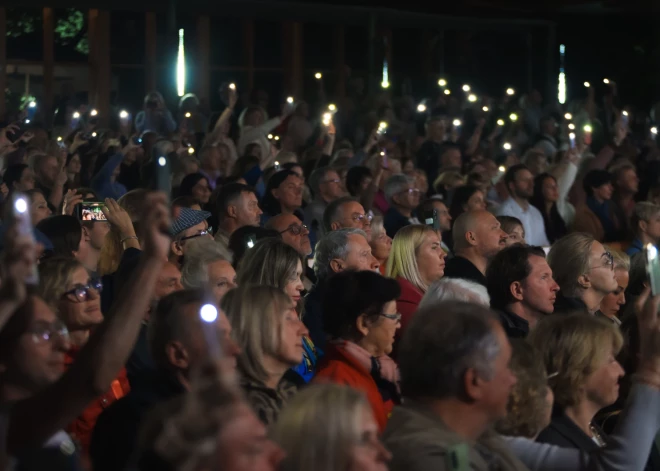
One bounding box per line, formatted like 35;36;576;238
333;340;400;387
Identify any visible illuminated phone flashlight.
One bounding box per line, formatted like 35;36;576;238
90;109;98;117
57;136;63;142
568;123;576;130
509;113;518;122
467;94;477;103
444;89;451;95
328;104;337;112
286;96;294;104
188;147;195;155
199;303;218;323
229;83;236;90
73;111;81;119
652;127;658;136
417;103;427;113
322;112;332;126
378;121;388;133
583;124;593;133
569;132;576;148
274;135;280;141
24;119;31;124
246;238;255;249
92;132;97;138
506;88;515;96
584;82;591;88
622;110;629;117
498;165;506;173
482;106;489;112
497;119;505;126
438;78;447;87
185;112;192;118
462;84;470;92
503;142;512;151
564;113;573;120
119;110;129;119
603;78;610;84
314;72;322;80
267;134;273;140
452;119;462;127
158;156;167;167
28;101;37;108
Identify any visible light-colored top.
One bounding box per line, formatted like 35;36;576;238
496;198;550;246
238;117;282;161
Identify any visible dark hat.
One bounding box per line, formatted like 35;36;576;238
169;208;211;237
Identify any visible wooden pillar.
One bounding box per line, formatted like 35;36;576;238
291;21;303;99
0;8;6;119
145;12;157;93
243;19;255;93
88;9;99;106
42;7;54;128
333;25;346;101
97;11;111;127
197;15;210;102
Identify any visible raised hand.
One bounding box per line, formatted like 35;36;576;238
101;198;136;238
139;192;171;261
62;190;83;216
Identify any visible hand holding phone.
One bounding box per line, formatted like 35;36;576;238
647;244;660;296
77;202;108;221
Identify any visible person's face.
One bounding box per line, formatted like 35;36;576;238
583;347;624;409
592;182;614;201
369;230;392;263
393;186;421;211
527;154;548;176
176;221;212;255
85;221;111;252
480;323;517;420
442;149;462;169
67;154;81;174
338;234;380;273
274;175;303;211
208;260;237;303
192;178;212;204
283;259;305;305
511;169;534;200
30;193;52;226
416;232;446;285
520;255;559;315
276;302;308;366
587;242;618;294
2;297;71;392
504;225;526;247
361;300;400;357
618;168;639;194
272;214;312;257
58;266;103;331
320;170;344;200
39;156;60;184
216;402;285;471
234;191;263;228
600;269;629;318
402;160;415;174
473;213;508;259
542;118;558;136
17;168;36;192
336;202;372;240
245;110;264;127
541;176;559;203
464;190;486;212
427;120;446;141
432;201;452;232
154;262;184;300
347;407;391;471
358;176;373;195
642;212;660;242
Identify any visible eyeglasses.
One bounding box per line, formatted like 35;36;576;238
179;228;212;242
62;278;103;302
591;252;614;271
351;213;373;223
399;188;421;195
28;320;70;345
380;312;402;322
322;178;341;185
279;223;309;236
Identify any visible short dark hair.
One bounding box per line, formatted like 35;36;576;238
583;169;612;197
36;215;82;258
322;270;401;341
399;301;501;400
503;164;530;190
496;216;523;235
227;225;281;270
486;245;546;311
178;173;211;199
215;183;256;222
323;196;359;233
3;164;29;191
308;166;335;196
417;197;445;216
346;166;372;197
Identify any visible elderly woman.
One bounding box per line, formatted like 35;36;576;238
531;315;624;451
314;270;401;433
221;285;308;425
599;248;630;325
272;384;391;471
419;277;490;308
386;224;446;340
237;238;318;383
180;238;236;303
369;216;392;275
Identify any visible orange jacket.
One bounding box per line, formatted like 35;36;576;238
314;343;395;433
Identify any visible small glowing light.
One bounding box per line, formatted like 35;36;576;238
91;132;97;137
584;82;591;88
381;81;390;89
603;78;610;84
267;134;273;140
57;136;62;142
498;166;506;173
417;104;427;113
25;119;30;124
379;121;388;130
569;132;576;140
274;161;280;167
482;106;489;112
28;101;36;108
314;72;322;79
506;88;515;96
119;110;129;119
274;135;280;141
328;104;337;112
247;239;255;249
568;123;576;130
652;127;658;135
438;79;447;87
564;113;573;120
185;112;191;118
509;113;519;122
467;94;477;103
503;142;512;151
200;304;218;323
286;96;294;104
379;151;385;157
497;119;505;126
444;89;451;95
158;157;167;166
14;198;28;214
229;83;236;91
73;111;80;119
452;119;462;127
623;110;629;117
583;124;593;133
462;84;470;92
322;112;332;126
188;147;195;154
177;28;186;97
90;109;98;117
648;243;658;260
558;72;566;104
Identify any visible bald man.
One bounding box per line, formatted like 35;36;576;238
443;210;508;286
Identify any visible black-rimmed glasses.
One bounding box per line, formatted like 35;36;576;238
28;319;70;345
279;223;309;236
380;312;402;322
179;227;213;242
62;278;103;302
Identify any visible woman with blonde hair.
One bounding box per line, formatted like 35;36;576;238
386;224;446;340
272;384;391;471
221;285;308;425
369;215;392;275
599;247;630;325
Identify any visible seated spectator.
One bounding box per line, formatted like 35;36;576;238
599;248;630;325
383;174;421;238
420;277;490;308
531;173;568;244
4;163;36;193
610;160;639;235
448;184;486;222
180;238;236;303
168;208;212;269
25;189;52;226
272;384;391;471
627;201;660;256
386;225;445;340
548;232;618;315
573;169;623;243
417;197;452;253
213;183;263;250
260;169;304;224
304;167;345;238
497;215;526;247
37;215;91;261
222;285;306;425
177;172;212;209
369;215;392;275
227;225;281;270
444;210;508;286
315;271;402;432
265;213;315;287
486;245;559;338
323;196;372;240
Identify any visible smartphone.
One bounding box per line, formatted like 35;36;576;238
11;193;38;285
423;208;440;231
245;234;257;249
646;244;660;295
77;202;108;222
155;154;172;197
380;150;388;169
199;303;224;361
569;133;576;149
132;136;143;146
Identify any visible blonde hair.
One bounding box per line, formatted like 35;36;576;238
221;285;291;383
605;246;630;271
370;215;385;238
528;314;623;408
632;202;660;235
386;224;436;293
37;256;85;315
272;384;369;471
547;232;594;298
236;238;303;290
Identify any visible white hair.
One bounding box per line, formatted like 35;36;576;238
180;238;233;289
419;277;490;308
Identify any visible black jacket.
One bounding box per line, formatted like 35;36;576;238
443;256;487;286
384;207;411;239
552;291;590;316
496;309;530;339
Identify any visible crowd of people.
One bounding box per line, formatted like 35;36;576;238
2;72;660;471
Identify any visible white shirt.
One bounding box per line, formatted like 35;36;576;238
496;197;550;247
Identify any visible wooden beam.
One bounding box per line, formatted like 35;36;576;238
42;7;54;128
197;15;210;102
333;25;345;101
88;9;99;106
0;8;6;120
145;12;157;93
243;19;255;93
97;10;111;127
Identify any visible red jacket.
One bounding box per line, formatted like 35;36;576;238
64;346;130;459
314;343;394;433
395;277;424;342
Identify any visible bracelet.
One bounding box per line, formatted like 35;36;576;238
121;236;138;244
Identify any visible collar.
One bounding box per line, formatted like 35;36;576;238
497;310;530;338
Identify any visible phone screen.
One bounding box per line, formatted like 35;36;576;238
423;209;440;231
78;202;107;221
646;244;660;295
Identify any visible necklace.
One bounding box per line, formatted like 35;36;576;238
589;423;607;447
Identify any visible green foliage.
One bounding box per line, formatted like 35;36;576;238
6;8;88;55
6;9;37;37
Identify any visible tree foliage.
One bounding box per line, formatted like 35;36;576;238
6;8;89;55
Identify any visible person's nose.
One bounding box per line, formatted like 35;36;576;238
550;279;560;292
224;336;241;359
619;293;626;305
55;332;71;352
297;320;309;337
175;279;184;291
370;254;380;272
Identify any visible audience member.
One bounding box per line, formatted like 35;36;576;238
419;277;490;308
213;183;262;249
323;196;372;240
497;215;526;247
627;201;660;256
599;248;629;325
180;238;236;303
574;169;623;243
531;173;568;244
368;215;392;275
383;174;422;238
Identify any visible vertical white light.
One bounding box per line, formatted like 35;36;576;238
381;59;390;89
177;29;186;97
558;44;566;105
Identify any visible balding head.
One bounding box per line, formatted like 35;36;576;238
453;210;507;260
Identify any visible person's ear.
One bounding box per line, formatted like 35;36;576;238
463;367;485;401
355;314;371;337
578;273;591;290
329;258;344;273
640;220;648;234
271;188;281;201
510;281;524;302
171;240;184;257
81;226;91;242
465;230;477;246
165;341;190;370
227;204;238;219
330;221;342;231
